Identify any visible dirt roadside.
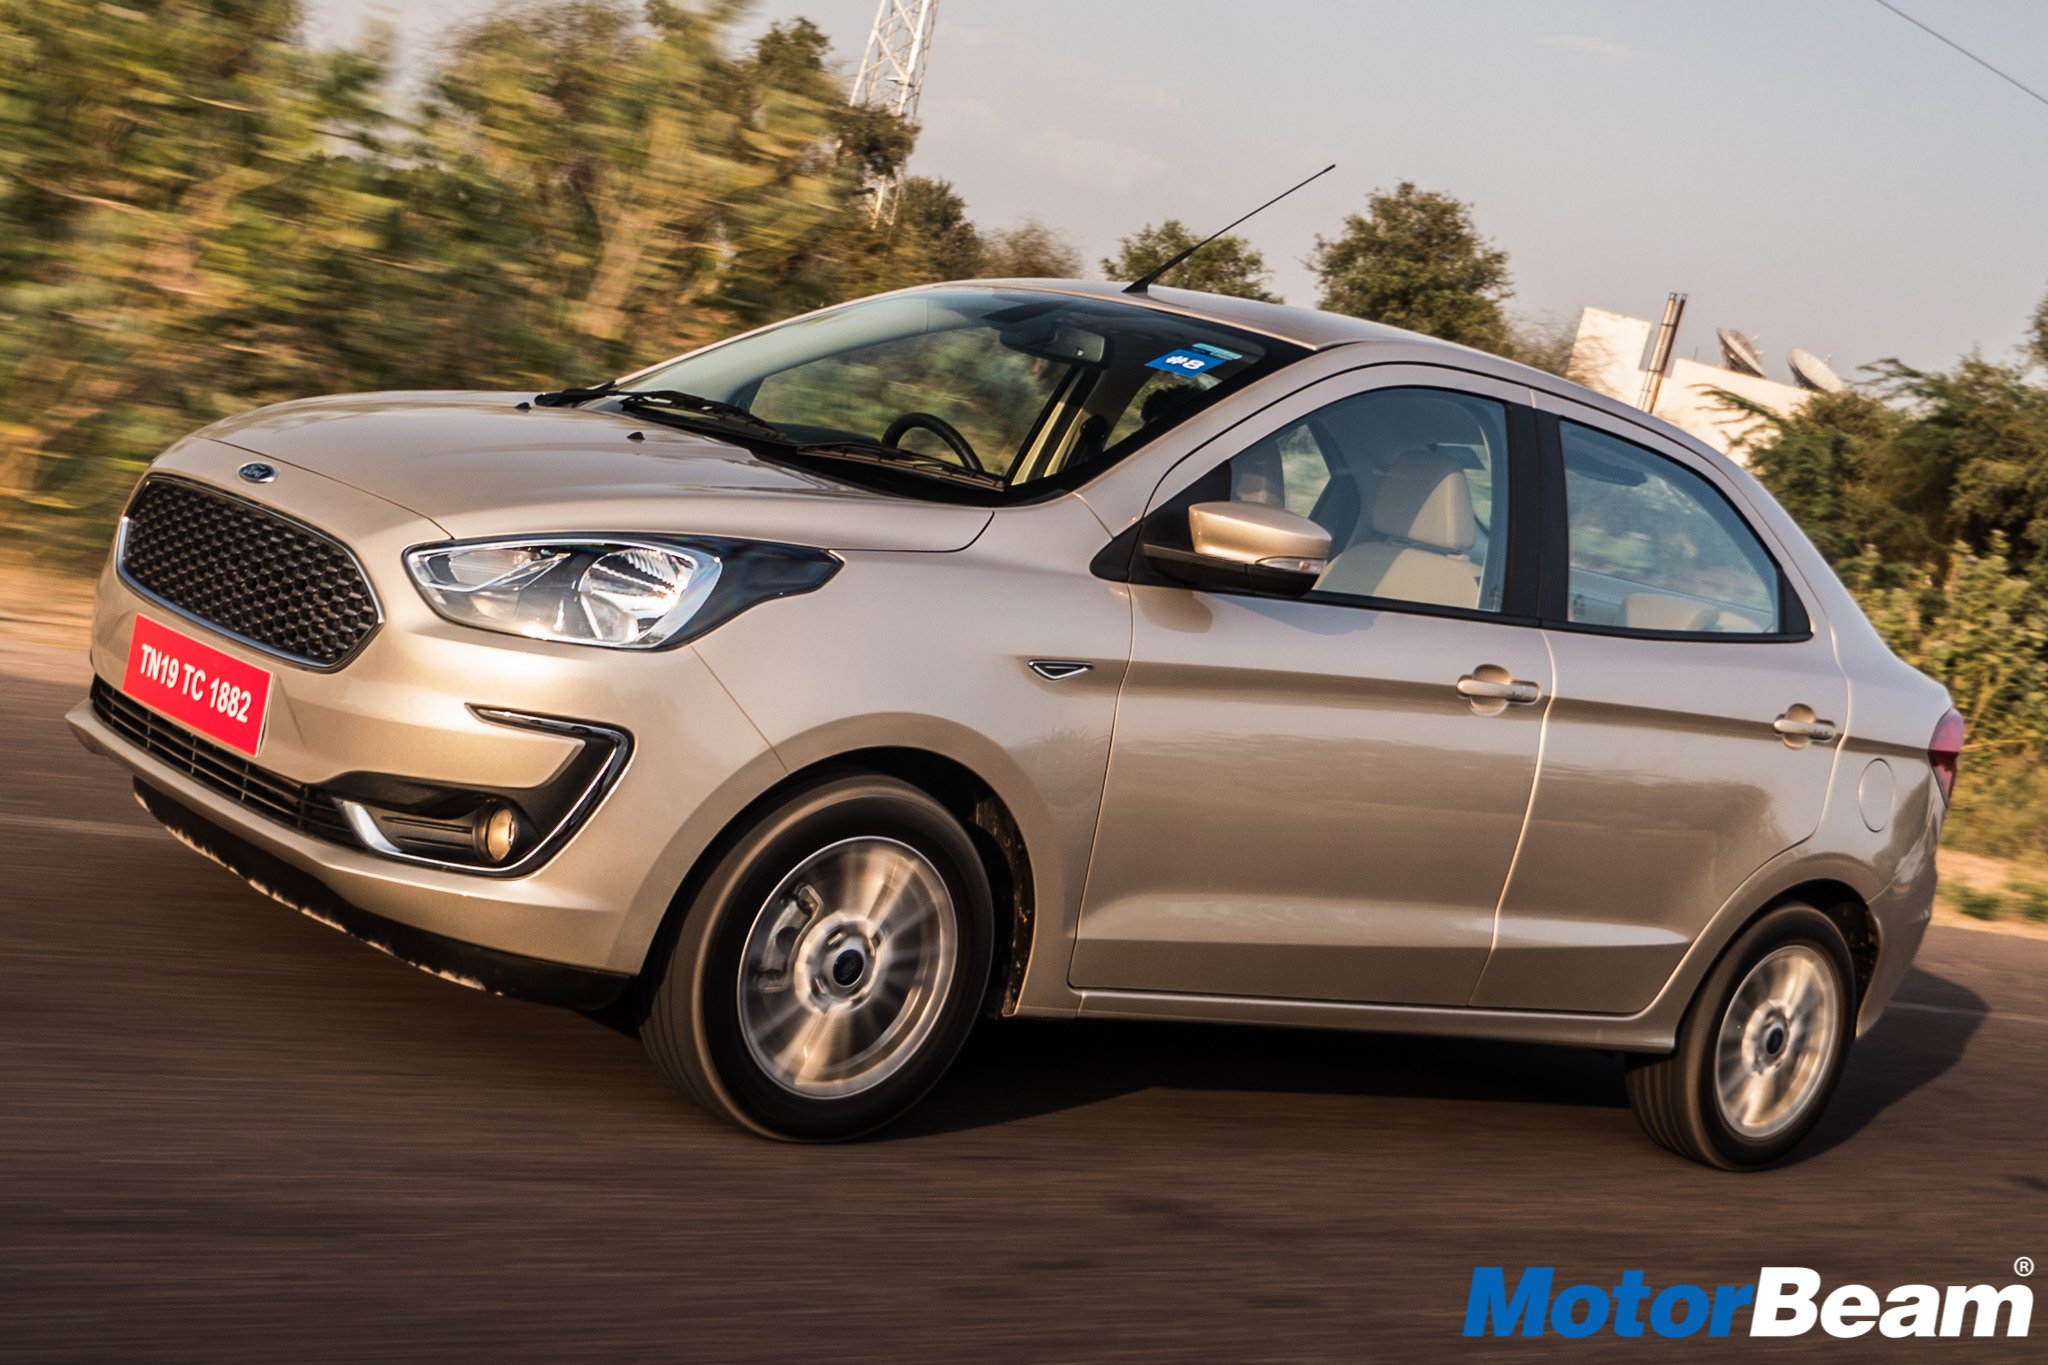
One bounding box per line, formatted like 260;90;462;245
0;557;94;685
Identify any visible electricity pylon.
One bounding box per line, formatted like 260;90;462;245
849;0;940;223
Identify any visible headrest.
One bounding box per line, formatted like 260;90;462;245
1371;449;1477;553
1355;392;1490;473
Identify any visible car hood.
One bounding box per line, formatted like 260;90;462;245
197;391;993;552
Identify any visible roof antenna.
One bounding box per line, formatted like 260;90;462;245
1123;163;1336;295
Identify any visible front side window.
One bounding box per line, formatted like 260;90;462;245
1195;387;1514;613
1560;421;1781;634
626;288;1305;498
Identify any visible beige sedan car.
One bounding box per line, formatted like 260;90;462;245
68;282;1961;1167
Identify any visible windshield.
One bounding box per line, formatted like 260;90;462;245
621;287;1306;497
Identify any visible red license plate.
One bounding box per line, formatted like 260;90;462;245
121;616;274;757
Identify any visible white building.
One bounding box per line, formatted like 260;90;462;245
1566;307;1816;463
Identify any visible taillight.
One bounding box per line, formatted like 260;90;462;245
1929;708;1965;804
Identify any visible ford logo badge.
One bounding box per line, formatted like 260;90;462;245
237;462;277;484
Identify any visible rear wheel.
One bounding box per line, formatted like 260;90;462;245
639;774;994;1140
1625;903;1855;1169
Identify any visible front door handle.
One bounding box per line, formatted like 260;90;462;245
1456;671;1542;707
1773;707;1839;747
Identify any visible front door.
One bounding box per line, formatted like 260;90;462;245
1071;372;1548;1006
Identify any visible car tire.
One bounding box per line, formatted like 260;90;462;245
1625;903;1856;1170
638;774;995;1140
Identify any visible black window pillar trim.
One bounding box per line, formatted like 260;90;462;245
1532;410;1573;625
1499;400;1546;621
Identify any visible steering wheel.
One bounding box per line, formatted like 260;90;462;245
882;412;984;471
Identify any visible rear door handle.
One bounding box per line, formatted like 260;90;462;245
1773;710;1839;745
1456;674;1542;706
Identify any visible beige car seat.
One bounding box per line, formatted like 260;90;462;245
1623;592;1714;632
1623;591;1770;634
1318;448;1482;608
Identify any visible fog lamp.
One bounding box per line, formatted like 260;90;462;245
323;709;630;876
336;796;528;868
477;804;519;863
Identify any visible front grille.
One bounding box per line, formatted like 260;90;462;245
91;679;354;845
120;477;380;668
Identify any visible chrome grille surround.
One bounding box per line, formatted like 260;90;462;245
118;475;382;669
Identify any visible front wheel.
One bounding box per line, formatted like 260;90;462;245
638;775;994;1140
1625;903;1856;1169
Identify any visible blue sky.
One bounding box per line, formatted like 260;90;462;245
307;1;2048;384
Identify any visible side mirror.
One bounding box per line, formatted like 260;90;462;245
1141;501;1331;597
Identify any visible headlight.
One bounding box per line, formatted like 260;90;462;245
404;537;838;649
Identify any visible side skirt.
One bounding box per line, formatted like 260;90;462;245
1075;986;1676;1053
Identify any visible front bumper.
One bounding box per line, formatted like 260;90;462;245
72;454;785;991
132;780;630;1008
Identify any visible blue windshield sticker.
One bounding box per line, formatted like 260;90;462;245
1147;348;1225;375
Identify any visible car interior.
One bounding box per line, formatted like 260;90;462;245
1559;430;1779;634
1218;389;1506;612
1200;390;1784;634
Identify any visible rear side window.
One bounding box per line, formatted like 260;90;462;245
1560;421;1782;635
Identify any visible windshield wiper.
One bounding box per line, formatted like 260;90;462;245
529;382;782;444
614;389;787;439
539;381;1004;490
531;378;620;407
794;439;1005;489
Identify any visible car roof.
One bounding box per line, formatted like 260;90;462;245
956;277;1415;350
940;278;1763;485
948;276;1582;391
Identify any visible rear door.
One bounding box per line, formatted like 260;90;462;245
1470;399;1848;1014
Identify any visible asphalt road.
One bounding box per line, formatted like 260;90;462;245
4;670;2044;1362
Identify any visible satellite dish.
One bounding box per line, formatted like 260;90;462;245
1787;348;1847;393
1717;328;1766;377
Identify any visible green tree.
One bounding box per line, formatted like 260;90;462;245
980;220;1082;279
828;175;986;300
1842;537;2048;751
0;0;932;544
1738;389;1923;566
894;177;984;280
1498;312;1577;377
1311;181;1512;349
1737;332;2048;853
2028;287;2048;371
1740;355;2048;576
1839;537;2048;857
0;0;395;530
402;2;867;373
1873;357;2048;573
1099;218;1279;300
